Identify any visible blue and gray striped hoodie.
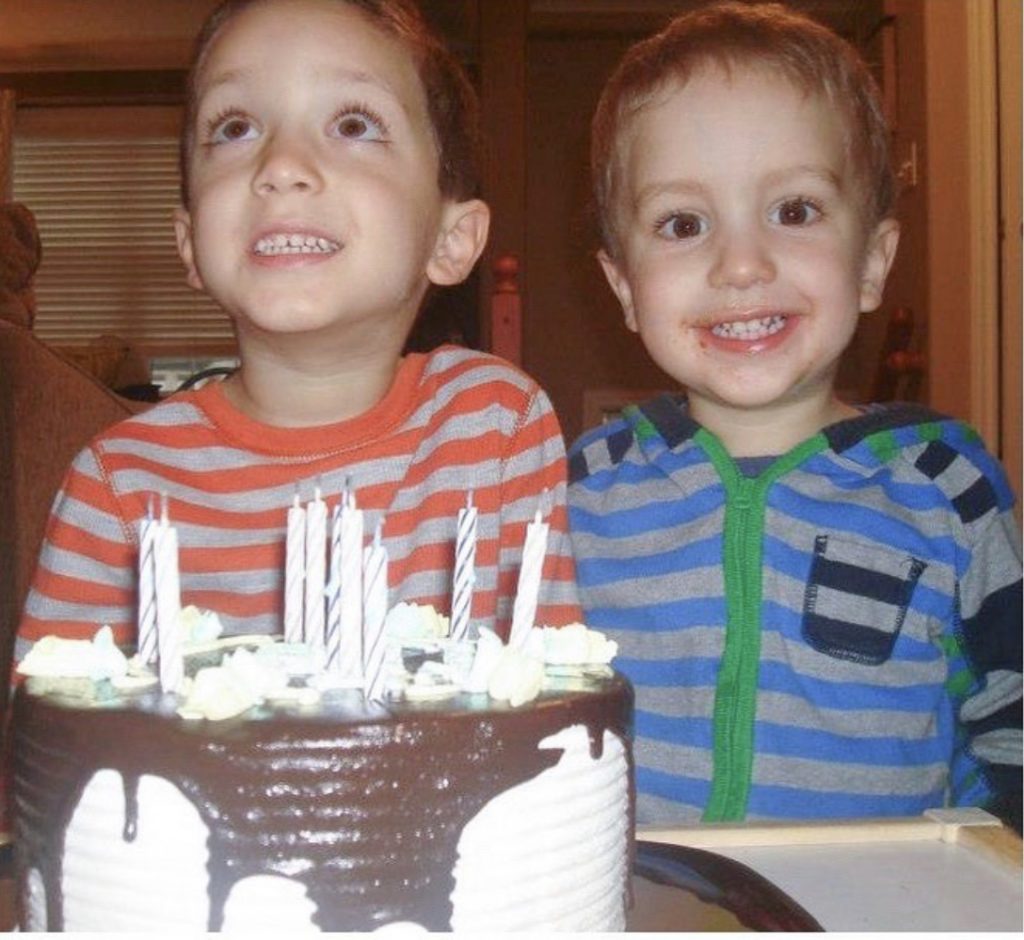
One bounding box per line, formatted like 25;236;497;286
569;396;1021;825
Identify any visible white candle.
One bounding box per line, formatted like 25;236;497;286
362;520;389;703
338;487;364;681
136;495;158;665
508;506;549;650
284;491;306;645
155;494;184;693
304;486;327;654
324;500;343;670
450;491;478;642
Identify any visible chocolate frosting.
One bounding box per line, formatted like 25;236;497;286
13;674;633;931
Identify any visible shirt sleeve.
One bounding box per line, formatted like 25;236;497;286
15;442;138;669
493;384;581;640
950;502;1023;826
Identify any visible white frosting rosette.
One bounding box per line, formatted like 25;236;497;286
17;626;128;682
540;622;618;671
178;647;299;721
469;622;618;707
384;601;451;642
20;602;618;715
178;605;226;646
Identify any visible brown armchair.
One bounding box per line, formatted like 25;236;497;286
0;203;147;713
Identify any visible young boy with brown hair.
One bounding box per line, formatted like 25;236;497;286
17;0;580;661
569;1;1021;827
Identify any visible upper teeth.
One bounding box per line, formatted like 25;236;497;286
711;315;786;340
254;233;339;256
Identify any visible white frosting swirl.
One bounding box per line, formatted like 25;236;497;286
540;623;617;666
178;648;291;721
384;602;450;641
17;626;127;681
21;606;617;715
486;646;544;707
177;605;225;646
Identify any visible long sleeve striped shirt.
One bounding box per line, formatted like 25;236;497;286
17;346;580;662
569;396;1022;825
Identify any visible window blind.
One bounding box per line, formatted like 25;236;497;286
12;133;234;353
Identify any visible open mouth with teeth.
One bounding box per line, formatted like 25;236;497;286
700;313;796;354
253;233;340;256
711;315;787;341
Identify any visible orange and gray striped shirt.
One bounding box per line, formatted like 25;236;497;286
16;346;581;663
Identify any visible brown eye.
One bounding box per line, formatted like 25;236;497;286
657;212;706;240
221;118;252;140
331;108;386;142
338;116;369;137
208;113;258;145
774;199;821;226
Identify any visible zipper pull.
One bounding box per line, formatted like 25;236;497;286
732;478;754;511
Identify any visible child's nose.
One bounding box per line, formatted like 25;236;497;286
708;229;776;290
252;132;324;196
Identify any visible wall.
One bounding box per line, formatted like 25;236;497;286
2;0;1016;466
0;1;219;70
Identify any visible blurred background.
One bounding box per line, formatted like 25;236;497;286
0;0;1018;493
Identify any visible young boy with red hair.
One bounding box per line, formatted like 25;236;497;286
569;1;1021;828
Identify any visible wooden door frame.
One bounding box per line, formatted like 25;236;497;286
477;0;528;354
923;0;1001;448
996;0;1022;507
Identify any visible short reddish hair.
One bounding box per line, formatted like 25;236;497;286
592;1;895;257
179;0;480;206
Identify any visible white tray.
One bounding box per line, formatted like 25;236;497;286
639;808;1023;931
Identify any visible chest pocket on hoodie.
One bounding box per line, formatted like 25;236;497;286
802;534;927;666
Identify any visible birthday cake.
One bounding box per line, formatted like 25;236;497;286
13;484;634;931
12;617;634;932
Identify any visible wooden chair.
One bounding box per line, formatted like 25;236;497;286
490;253;522;365
871;306;927;402
0;204;147;718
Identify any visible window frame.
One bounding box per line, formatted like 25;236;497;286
5;69;238;361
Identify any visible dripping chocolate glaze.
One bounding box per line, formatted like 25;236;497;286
13;673;633;931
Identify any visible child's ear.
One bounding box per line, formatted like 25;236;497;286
597;249;638;332
859;217;900;313
173;206;205;291
427;199;490;286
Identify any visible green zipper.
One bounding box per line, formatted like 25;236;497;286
696;429;829;821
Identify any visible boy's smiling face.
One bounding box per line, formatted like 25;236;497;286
174;0;467;349
601;64;898;441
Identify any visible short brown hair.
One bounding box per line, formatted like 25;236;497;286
592;1;895;257
179;0;480;206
